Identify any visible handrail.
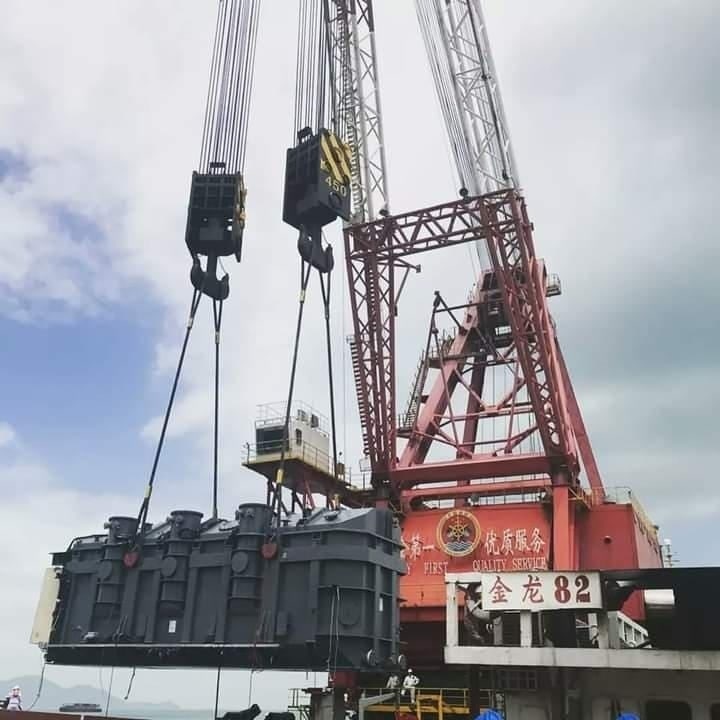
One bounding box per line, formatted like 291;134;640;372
253;400;330;432
359;687;472;705
245;440;370;491
287;686;497;718
245;439;334;475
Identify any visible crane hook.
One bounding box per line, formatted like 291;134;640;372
297;226;334;274
191;254;229;301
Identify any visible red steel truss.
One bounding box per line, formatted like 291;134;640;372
345;190;603;567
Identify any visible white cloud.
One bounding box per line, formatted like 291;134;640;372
0;422;16;448
0;442;137;681
0;3;216;321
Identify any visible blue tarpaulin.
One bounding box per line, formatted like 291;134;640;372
475;711;503;720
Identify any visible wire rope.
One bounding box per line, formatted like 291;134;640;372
135;288;203;537
319;270;339;488
294;0;343;138
212;299;224;520
273;260;314;527
123;668;137;702
133;1;264;538
200;0;263;173
213;664;222;720
26;661;47;711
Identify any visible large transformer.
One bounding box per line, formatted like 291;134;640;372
39;504;405;670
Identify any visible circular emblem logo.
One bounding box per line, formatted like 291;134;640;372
436;509;481;557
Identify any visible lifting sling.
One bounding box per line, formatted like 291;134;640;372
130;0;262;554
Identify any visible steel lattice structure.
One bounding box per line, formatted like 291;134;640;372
344;187;604;567
334;0;604;570
415;0;518;197
327;0;390;225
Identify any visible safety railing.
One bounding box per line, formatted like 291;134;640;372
360;686;474;712
254;401;329;432
287;688;312;719
398;349;428;431
245;440;371;491
398;330;458;432
426;330;457;362
287;686;496;719
245;439;334;475
616;611;650;648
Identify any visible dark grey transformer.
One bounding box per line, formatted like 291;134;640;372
44;504;405;670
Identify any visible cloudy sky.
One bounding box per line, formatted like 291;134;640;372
1;0;718;711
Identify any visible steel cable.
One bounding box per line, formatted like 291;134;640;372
415;0;476;192
135;288;203;537
319;270;339;490
294;0;337;137
200;0;262;173
26;661;47;711
104;661;116;717
272;258;340;525
199;4;225;166
131;1;264;542
273;260;313;528
213;663;222;720
123;668;136;701
212;299;224;520
217;0;240;168
236;1;261;171
202;0;231;170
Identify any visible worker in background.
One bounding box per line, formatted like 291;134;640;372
5;686;22;711
401;670;419;704
385;673;400;691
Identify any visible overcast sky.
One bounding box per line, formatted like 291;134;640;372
1;0;718;711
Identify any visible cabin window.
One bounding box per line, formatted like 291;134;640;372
295;428;303;446
645;700;692;720
710;704;720;720
256;426;286;453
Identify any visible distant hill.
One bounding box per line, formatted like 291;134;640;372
0;676;179;715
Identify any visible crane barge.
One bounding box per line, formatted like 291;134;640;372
25;2;720;719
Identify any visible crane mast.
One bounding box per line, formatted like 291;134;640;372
324;0;390;224
313;0;398;492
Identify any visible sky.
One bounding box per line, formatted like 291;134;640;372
1;0;719;711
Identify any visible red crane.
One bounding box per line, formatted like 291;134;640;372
346;0;602;572
336;0;662;665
